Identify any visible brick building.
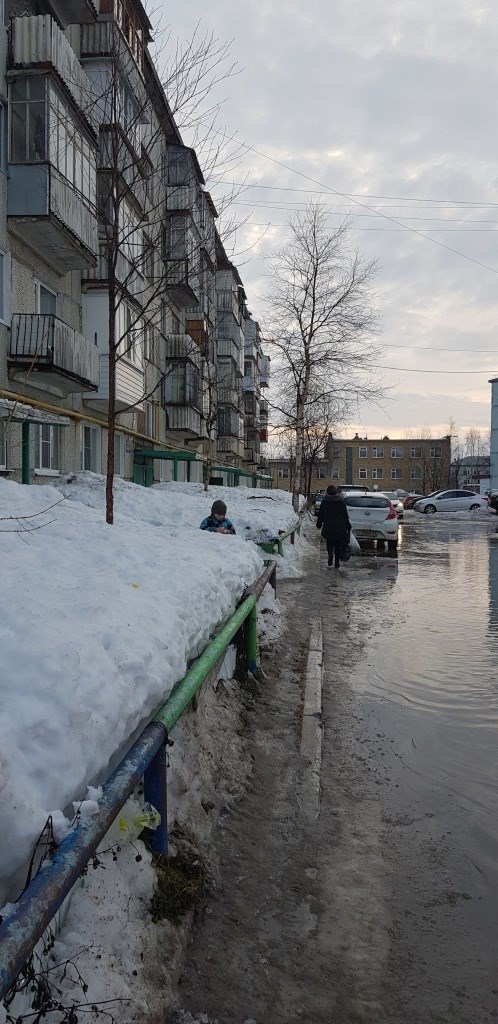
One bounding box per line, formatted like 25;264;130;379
269;433;452;495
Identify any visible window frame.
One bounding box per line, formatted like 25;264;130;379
82;423;101;473
372;446;384;458
359;468;367;479
34;423;61;474
391;446;403;459
358;446;368;459
278;466;289;479
372;467;384;480
391;467;403;480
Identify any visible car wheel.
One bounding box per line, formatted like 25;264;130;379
387;540;398;552
470;503;480;510
424;504;437;514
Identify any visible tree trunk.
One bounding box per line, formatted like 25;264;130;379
106;286;116;525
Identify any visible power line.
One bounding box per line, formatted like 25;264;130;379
217;180;498;208
202;124;498;274
381;364;493;374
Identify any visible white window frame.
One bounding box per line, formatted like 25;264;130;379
359;468;367;479
411;446;422;459
278;466;289;479
331;467;339;479
0;421;7;469
410;467;422;480
372;446;384;458
391;467;403;480
431;445;442;458
34;424;60;474
372;467;383;480
0;250;10;325
34;279;57;315
358;446;368;458
82;424;101;473
316;465;327;479
391;446;403;459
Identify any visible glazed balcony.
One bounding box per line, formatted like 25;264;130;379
8;16;97;130
164;259;199;308
8;164;98;274
83;353;144;412
8;314;99;394
260;355;271;387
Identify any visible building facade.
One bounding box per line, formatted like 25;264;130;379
0;0;270;488
269;434;452;495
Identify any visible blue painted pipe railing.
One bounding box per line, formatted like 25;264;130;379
0;560;277;1002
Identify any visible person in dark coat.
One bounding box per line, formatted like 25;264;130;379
316;485;351;567
200;499;236;535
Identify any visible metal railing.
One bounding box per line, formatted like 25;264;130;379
257;514;304;556
0;561;277;1002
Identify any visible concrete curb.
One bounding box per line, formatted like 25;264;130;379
299;616;323;820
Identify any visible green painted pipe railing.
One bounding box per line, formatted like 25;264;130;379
0;560;277;1004
257;513;304;556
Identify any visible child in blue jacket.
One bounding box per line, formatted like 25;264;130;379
200;500;236;535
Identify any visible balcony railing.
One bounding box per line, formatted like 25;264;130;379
164;406;204;437
242;374;256;393
8;164;98;273
82;247;143;298
9;16;97;131
163;334;201;367
9;314;99;393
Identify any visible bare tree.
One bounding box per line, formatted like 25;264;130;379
263;204;381;511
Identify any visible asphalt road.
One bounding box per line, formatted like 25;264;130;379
169;511;498;1024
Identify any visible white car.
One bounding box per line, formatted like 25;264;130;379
413;489;488;514
343;491;399;551
378;491;404;519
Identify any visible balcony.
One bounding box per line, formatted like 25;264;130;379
8;164;98;274
9;16;97;131
83;353;144;412
242;373;256;393
164;406;204;437
47;1;98;27
8;314;99;395
260;355;270;387
164;259;199;307
164;334;201;367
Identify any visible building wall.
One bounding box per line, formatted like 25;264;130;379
269;435;452;494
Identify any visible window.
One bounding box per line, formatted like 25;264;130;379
372;467;384;480
143;238;154;280
391;468;403;480
34;424;60;472
410;467;422;480
0;421;6;469
114;433;124;476
143;323;154;362
82;424;101;472
316;465;327;479
167;145;190;185
278;466;289;479
431;445;442;458
359;468;367;479
358;446;367;458
163;215;188;260
49;85;96;204
34;280;57;315
10;76;47;162
411;446;422;459
391;446;403;458
372;446;384;458
0;250;10;323
118;303;143;366
0;102;7;172
331;467;339;479
145;402;156;439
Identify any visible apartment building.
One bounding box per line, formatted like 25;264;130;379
270;433;452;495
242;317;270;475
0;0;270;488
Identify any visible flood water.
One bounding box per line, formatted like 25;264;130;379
332;508;498;1018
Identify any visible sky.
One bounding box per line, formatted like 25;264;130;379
155;0;498;442
0;473;300;1021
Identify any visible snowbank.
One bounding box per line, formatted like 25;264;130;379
0;474;300;905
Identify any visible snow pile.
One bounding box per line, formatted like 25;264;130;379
0;474;301;906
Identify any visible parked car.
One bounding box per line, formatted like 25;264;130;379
312;491;326;515
413;490;488;514
378;491;404;519
343;491;399;550
403;492;425;509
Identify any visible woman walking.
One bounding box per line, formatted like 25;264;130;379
316;485;351;568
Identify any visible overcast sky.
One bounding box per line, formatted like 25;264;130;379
155;0;498;441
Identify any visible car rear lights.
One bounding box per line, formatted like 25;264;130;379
385;502;397;520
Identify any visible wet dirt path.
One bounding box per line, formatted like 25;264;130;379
169;518;498;1024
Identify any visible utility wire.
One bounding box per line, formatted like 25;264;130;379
216;180;498;208
202;124;498;274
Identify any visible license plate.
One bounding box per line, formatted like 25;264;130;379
354;529;374;538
